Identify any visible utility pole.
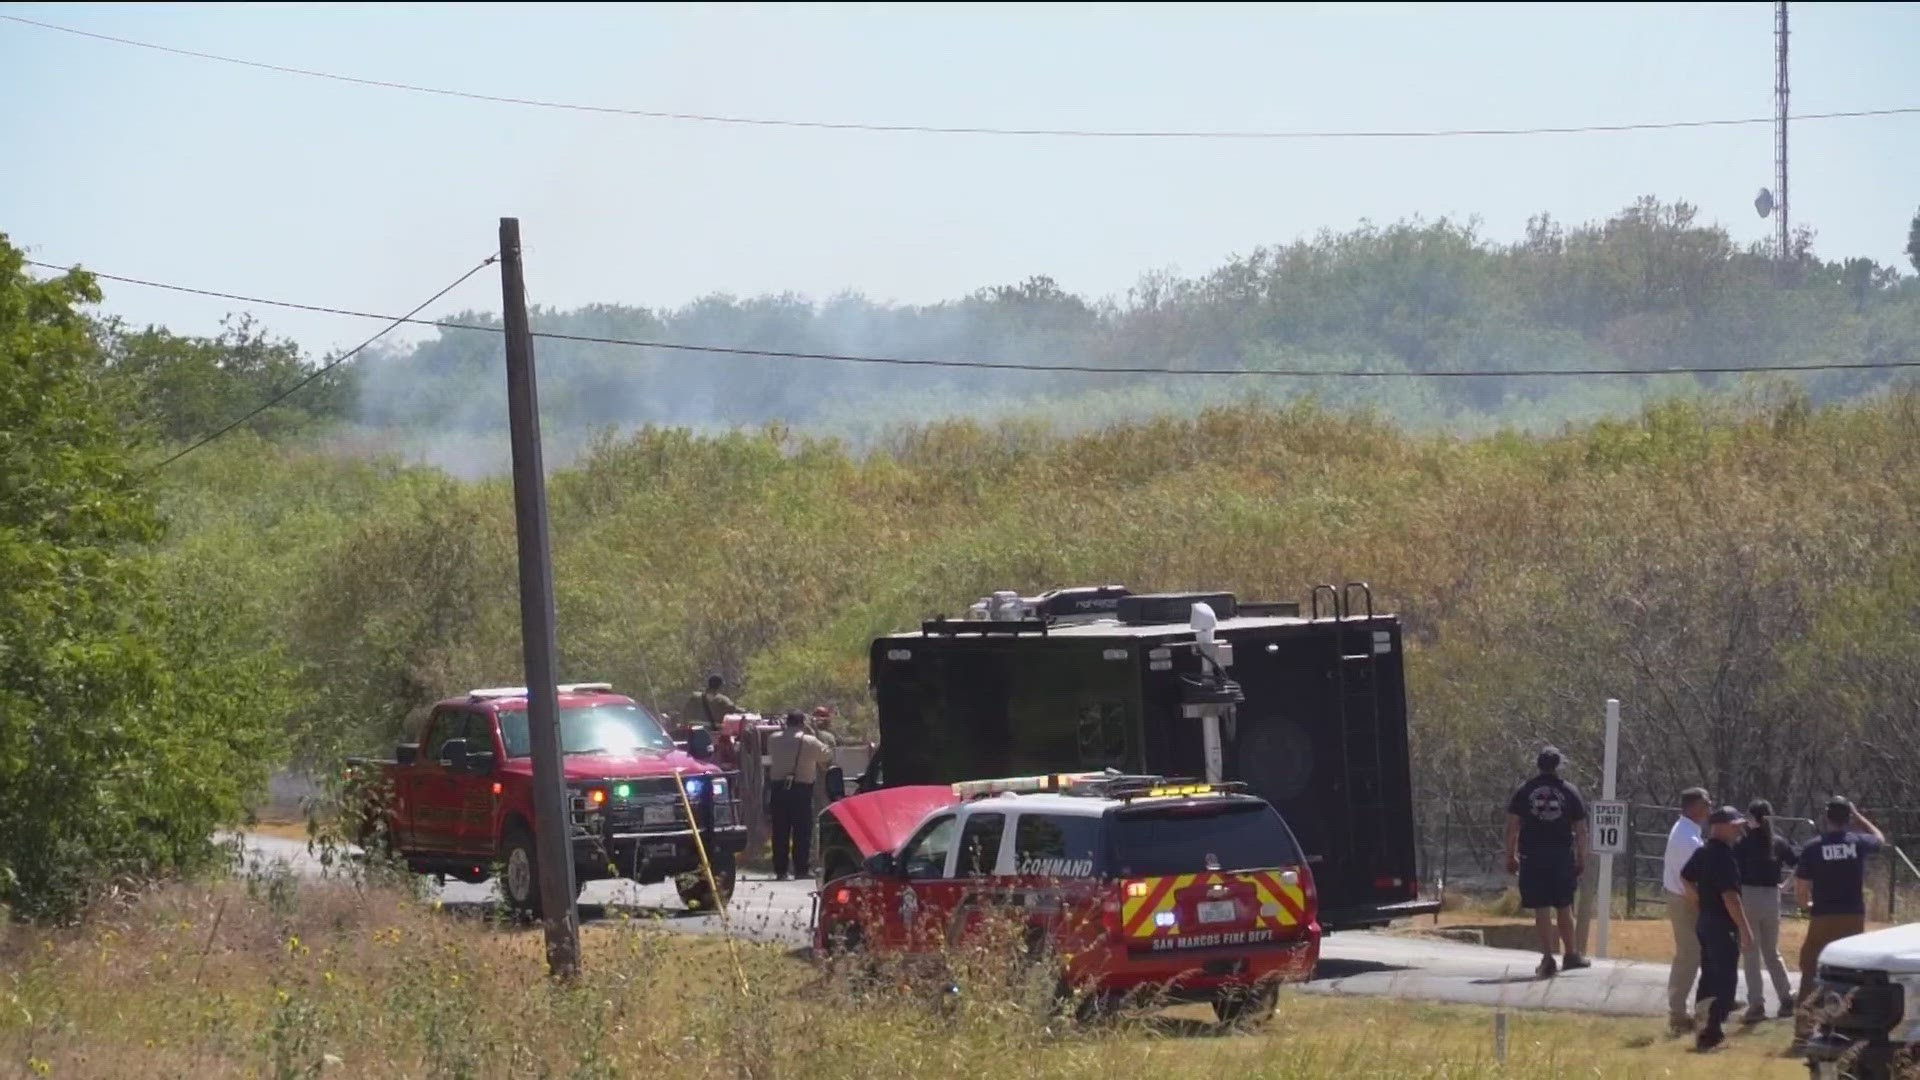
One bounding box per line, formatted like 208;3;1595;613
499;217;581;979
1775;0;1790;264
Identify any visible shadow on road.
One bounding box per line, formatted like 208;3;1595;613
1468;972;1550;986
1309;957;1412;980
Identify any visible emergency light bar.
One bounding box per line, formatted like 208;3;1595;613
950;771;1249;802
951;773;1106;800
468;682;615;700
468;686;527;700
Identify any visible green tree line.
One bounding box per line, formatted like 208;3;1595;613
346;198;1920;466
5;197;1919;916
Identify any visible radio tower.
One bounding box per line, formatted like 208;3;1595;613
1774;1;1790;262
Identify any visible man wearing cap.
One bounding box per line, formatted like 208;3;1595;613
1503;747;1590;977
1662;787;1713;1035
1789;797;1886;1051
766;710;830;881
1680;806;1756;1052
685;674;740;731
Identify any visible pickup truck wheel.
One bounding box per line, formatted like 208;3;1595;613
501;828;542;918
674;852;736;912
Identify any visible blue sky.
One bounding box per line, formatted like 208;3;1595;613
4;1;1917;355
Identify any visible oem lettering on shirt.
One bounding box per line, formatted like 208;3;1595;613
1821;840;1860;861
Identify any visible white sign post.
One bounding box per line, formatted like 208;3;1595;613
1591;698;1623;958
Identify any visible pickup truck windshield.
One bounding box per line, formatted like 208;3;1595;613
1108;802;1303;877
497;704;674;758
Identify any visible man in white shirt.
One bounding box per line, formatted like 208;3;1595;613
1663;787;1712;1034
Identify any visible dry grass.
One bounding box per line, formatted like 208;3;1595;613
0;871;1844;1079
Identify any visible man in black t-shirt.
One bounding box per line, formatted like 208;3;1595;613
1503;747;1590;977
1681;806;1755;1052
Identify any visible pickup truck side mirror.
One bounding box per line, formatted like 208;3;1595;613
863;851;897;878
436;737;469;768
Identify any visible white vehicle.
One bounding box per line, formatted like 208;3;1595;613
1803;922;1920;1079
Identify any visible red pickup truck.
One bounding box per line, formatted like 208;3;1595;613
346;683;746;914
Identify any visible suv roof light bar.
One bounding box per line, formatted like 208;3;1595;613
951;772;1109;800
949;771;1251;802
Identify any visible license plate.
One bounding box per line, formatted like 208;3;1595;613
643;842;678;858
641;804;678;827
1197;899;1238;925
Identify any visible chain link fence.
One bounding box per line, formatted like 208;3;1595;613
1414;795;1920;923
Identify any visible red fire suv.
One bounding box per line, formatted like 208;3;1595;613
345;683;746;914
812;772;1319;1023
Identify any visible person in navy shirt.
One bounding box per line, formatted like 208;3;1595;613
1503;747;1590;977
1680;806;1755;1052
1790;797;1885;1048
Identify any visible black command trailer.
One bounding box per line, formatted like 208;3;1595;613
866;584;1437;931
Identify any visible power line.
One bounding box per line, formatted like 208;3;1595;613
9;13;1920;141
141;256;497;470
33;259;1920;381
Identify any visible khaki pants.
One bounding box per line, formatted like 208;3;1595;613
1795;912;1867;1035
1667;893;1701;1022
1740;885;1792;1011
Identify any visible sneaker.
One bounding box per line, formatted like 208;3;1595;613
1536;954;1557;978
1742;1006;1768;1024
1668;1016;1696;1037
773;871;789;882
1777;1001;1796;1020
1561;953;1591;971
1694;1026;1726;1052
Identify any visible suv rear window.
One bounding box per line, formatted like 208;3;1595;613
1107;801;1303;877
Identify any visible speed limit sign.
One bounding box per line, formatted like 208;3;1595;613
1589;800;1629;855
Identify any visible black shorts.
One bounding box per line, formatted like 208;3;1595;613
1518;847;1577;910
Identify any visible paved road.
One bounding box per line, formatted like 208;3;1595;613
235;834;1669;1016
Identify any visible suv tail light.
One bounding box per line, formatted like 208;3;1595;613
1104;879;1147;938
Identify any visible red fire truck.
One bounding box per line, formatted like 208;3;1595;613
812;772;1320;1023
